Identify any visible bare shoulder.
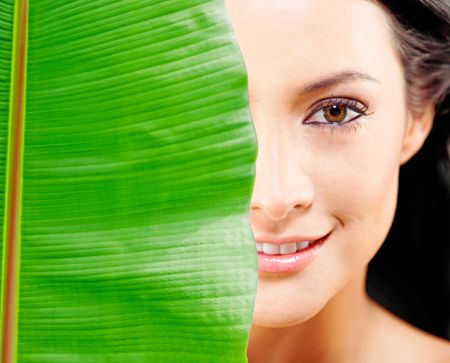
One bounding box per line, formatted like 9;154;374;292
368;299;450;363
408;325;450;363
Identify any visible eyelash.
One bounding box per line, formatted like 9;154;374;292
303;97;371;134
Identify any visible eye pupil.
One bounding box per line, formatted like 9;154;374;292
324;104;347;122
329;105;341;116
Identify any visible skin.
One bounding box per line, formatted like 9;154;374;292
224;0;450;362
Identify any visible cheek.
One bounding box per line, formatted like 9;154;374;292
310;115;405;262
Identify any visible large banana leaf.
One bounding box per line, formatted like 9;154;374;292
0;1;257;362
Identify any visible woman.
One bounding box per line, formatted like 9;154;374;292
224;0;450;362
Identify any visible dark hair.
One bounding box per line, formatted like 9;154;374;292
367;0;450;340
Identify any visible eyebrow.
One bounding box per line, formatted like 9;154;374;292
300;71;380;94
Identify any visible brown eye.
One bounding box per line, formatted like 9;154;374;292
323;104;347;123
303;97;369;129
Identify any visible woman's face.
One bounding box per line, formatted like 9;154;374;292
226;0;423;327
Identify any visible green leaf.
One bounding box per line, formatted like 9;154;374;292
1;1;257;362
0;0;14;256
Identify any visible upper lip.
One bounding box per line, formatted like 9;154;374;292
255;232;330;245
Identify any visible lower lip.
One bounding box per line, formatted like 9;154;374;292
257;234;330;274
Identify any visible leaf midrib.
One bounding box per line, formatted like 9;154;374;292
1;1;28;362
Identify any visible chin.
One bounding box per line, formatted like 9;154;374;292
251;295;325;328
252;308;320;328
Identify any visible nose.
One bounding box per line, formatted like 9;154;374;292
250;141;315;221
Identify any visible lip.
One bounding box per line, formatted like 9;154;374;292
256;232;331;274
256;234;326;244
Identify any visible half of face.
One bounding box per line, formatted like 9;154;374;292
225;0;433;327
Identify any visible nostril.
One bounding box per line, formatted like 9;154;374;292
250;196;307;221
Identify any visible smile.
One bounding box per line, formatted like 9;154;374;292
256;241;311;255
256;233;331;274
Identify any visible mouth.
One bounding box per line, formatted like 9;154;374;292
256;232;331;274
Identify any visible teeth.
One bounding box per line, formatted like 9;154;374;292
297;241;310;250
257;241;312;254
263;243;280;255
280;242;297;254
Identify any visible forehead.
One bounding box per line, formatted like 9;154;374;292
226;0;400;91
